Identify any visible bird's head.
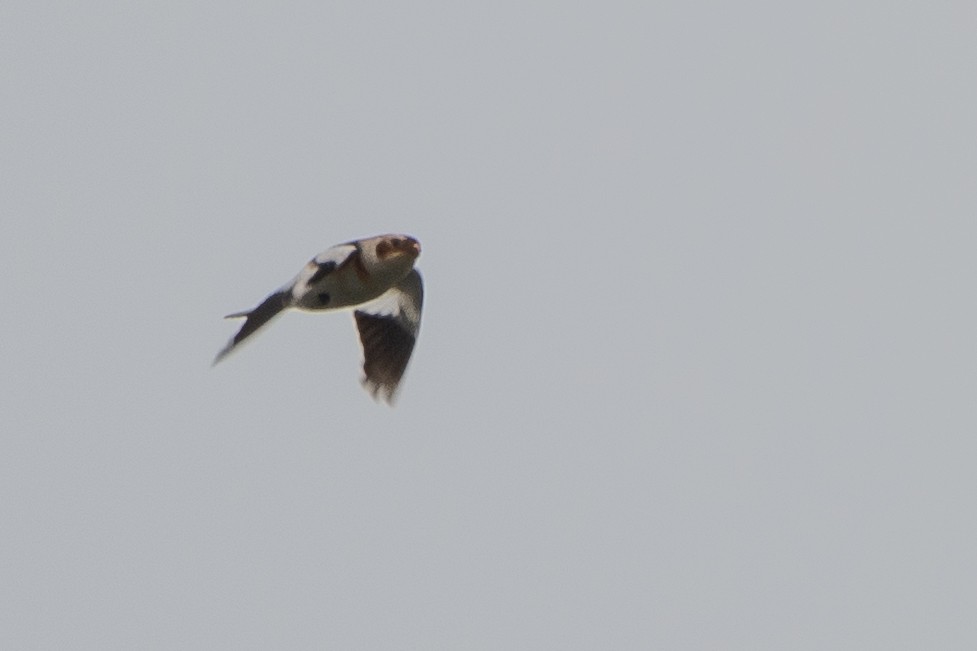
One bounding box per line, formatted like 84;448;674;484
374;235;421;262
360;234;421;286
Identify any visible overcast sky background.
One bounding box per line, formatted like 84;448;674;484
2;1;975;649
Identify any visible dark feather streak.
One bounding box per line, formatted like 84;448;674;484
307;261;337;285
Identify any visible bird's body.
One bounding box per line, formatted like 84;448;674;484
214;234;423;404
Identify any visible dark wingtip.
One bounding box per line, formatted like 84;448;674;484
212;343;233;366
361;376;398;406
214;291;290;366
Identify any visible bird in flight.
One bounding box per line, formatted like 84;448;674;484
214;234;423;404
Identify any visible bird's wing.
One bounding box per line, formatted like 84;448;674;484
213;289;291;365
353;269;423;404
214;243;361;365
313;242;360;267
293;243;360;294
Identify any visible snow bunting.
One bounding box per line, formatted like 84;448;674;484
214;234;423;404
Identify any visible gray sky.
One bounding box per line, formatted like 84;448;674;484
2;1;975;648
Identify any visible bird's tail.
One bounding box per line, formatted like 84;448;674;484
213;291;291;365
